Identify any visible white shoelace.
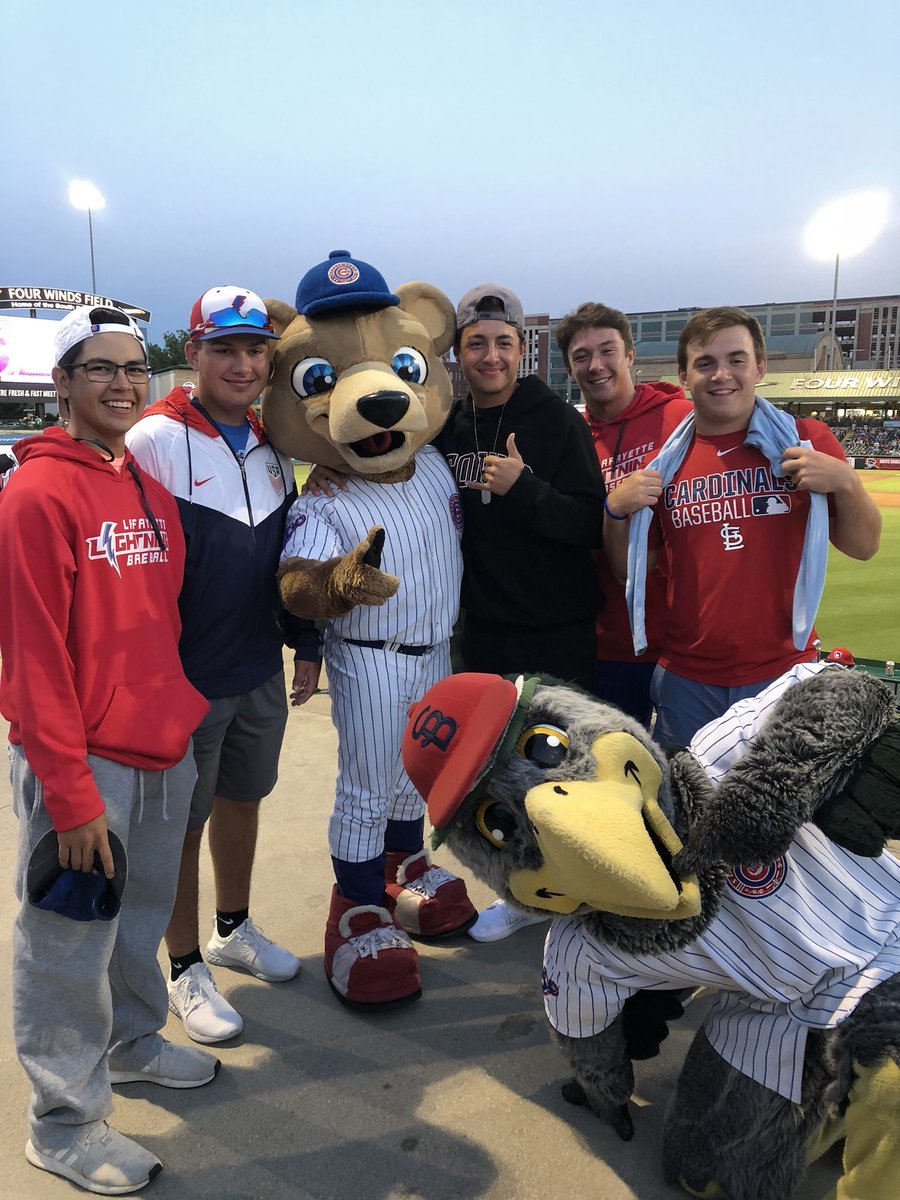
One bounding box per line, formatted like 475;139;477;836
176;967;219;1013
404;865;455;899
351;925;412;958
238;919;274;950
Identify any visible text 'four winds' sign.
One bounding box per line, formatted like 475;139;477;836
0;286;151;323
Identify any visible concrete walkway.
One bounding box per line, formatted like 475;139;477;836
0;656;841;1199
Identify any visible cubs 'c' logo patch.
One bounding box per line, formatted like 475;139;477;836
327;261;360;286
726;857;787;899
449;492;464;533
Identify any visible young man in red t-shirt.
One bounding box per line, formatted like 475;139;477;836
603;306;881;747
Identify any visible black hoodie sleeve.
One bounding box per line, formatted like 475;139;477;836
502;399;606;548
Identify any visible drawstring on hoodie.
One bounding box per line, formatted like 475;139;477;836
72;436;166;550
136;768;170;823
609;421;627;476
125;463;166;550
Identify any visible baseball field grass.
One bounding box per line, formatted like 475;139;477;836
817;470;899;661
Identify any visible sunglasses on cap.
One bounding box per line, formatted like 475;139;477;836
191;303;275;340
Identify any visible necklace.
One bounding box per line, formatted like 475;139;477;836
472;401;508;505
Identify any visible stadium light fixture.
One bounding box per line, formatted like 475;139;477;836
804;191;889;370
68;180;107;295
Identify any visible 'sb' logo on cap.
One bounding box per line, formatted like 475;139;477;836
411;706;458;752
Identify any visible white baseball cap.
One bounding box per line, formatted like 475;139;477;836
188;286;278;342
54;306;147;365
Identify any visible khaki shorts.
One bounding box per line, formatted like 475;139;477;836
188;671;288;829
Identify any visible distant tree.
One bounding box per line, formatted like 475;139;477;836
147;330;191;373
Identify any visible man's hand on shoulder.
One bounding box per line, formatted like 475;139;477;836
304;464;350;498
781;446;856;495
57;814;114;877
606;468;664;517
782;446;881;560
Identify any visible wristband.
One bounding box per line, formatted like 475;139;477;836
604;497;628;521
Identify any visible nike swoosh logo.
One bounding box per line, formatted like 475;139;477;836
194;476;214;486
716;447;741;457
219;917;234;926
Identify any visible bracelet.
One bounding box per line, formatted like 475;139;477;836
604;497;628;521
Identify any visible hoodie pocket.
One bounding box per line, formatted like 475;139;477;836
89;677;209;766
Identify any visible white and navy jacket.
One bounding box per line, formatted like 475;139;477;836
127;388;317;699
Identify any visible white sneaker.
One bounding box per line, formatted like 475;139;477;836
109;1038;220;1088
167;962;243;1044
26;1121;161;1195
205;917;300;982
467;899;549;943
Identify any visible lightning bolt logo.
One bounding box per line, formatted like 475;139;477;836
99;521;121;576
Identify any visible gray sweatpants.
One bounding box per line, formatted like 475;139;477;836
10;745;196;1150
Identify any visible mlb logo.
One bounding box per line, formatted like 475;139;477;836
751;494;791;516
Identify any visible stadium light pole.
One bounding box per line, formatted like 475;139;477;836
804;190;889;371
68;180;106;295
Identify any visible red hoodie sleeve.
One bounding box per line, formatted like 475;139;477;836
0;480;105;831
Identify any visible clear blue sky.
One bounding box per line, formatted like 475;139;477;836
5;0;899;343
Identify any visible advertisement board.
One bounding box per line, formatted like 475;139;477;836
0;315;57;400
855;457;900;470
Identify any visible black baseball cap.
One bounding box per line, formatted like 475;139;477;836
27;829;128;922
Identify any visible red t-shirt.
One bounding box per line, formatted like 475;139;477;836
656;419;845;685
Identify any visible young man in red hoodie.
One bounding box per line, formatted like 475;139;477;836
555;302;693;725
0;307;216;1194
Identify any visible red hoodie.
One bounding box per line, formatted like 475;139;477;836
585;382;693;663
0;429;208;831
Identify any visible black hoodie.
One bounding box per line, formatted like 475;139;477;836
435;376;605;627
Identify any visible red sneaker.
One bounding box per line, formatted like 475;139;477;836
324;887;421;1010
384;849;477;939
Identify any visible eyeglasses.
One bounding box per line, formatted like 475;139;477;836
70;360;150;384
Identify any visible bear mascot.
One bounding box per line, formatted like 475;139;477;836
263;251;475;1011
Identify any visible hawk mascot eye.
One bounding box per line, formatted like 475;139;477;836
475;800;518;849
515;724;570;768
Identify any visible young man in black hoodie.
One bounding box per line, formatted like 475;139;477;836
435;286;606;942
435;284;606;690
